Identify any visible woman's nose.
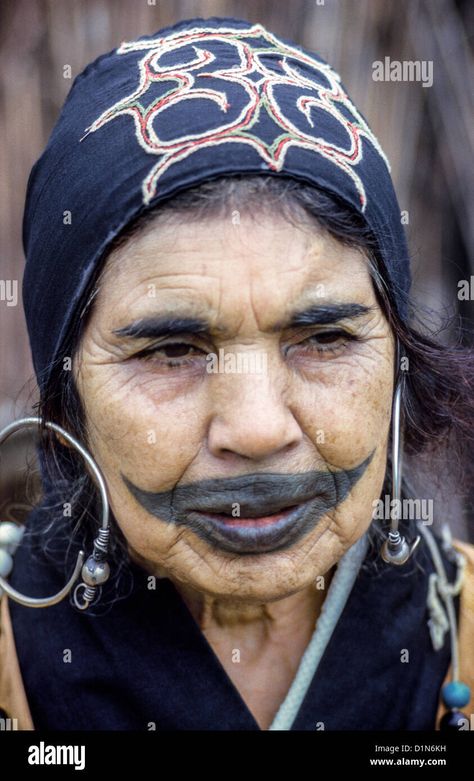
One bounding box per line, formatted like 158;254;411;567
206;369;302;462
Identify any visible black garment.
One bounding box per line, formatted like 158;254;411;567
9;522;455;731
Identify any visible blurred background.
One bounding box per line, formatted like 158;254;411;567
0;0;473;536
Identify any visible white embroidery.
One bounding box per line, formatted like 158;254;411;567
82;24;389;209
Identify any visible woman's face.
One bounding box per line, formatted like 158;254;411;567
75;209;395;602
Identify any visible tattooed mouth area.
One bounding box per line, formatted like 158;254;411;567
122;453;373;554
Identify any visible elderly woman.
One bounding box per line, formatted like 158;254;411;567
0;17;473;732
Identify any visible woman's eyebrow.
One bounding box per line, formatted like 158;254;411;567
276;302;373;330
112;316;211;340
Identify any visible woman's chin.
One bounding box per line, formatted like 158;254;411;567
126;519;345;602
176;575;310;606
153;549;324;603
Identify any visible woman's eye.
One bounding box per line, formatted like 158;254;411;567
308;331;344;346
135;342;207;366
286;329;357;359
160;343;197;358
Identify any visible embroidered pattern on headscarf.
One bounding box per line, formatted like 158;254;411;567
81;23;389;209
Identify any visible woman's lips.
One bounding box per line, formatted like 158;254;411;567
198;505;299;528
188;500;318;554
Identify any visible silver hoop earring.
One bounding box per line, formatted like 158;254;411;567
380;381;421;565
0;416;110;610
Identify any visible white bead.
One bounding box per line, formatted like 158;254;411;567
0;549;13;578
0;522;24;554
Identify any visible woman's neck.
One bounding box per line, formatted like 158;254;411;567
174;575;333;729
128;545;333;728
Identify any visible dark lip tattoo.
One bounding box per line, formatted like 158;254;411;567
121;452;374;555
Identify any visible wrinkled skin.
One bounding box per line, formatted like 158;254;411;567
74;210;394;727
